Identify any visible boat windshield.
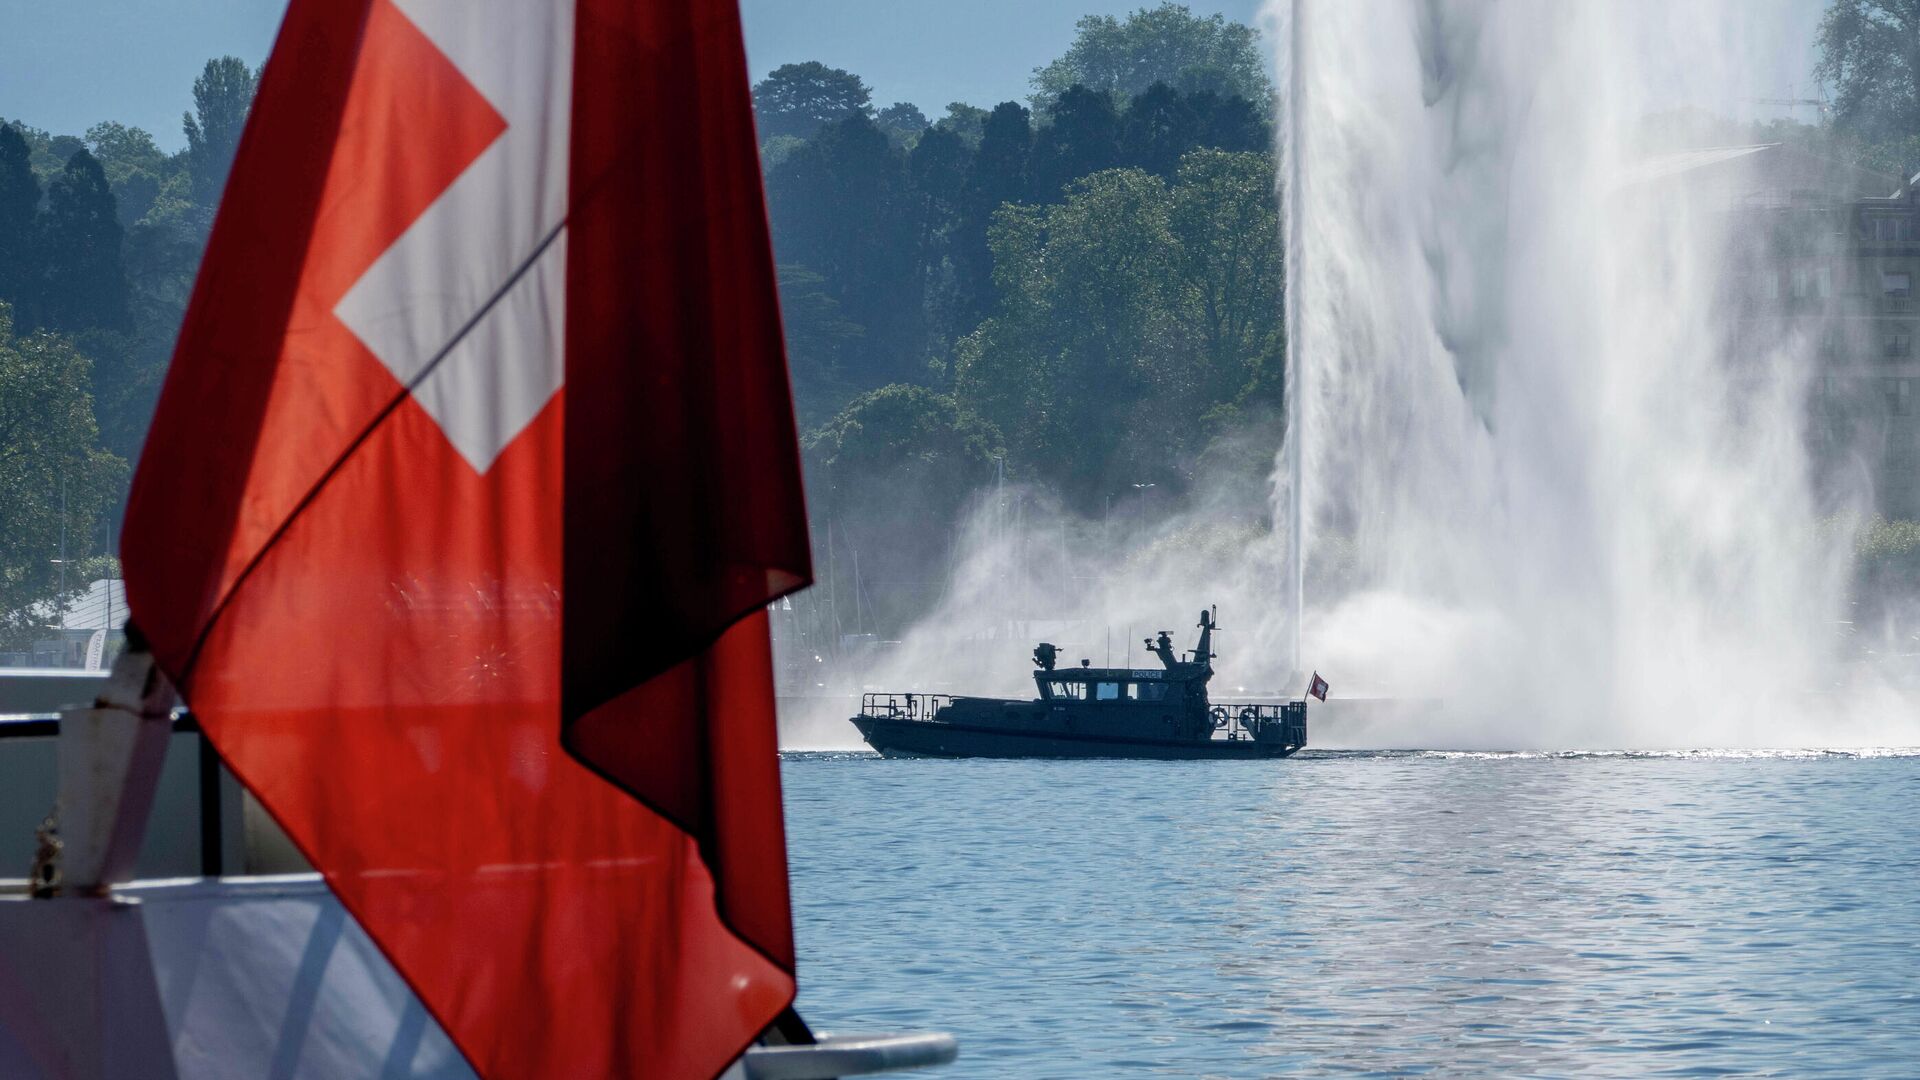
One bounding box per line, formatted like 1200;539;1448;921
1048;680;1087;699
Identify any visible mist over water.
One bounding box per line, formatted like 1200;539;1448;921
1273;0;1920;747
815;1;1920;750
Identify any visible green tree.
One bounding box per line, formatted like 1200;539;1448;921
808;384;1002;499
876;102;930;147
84;122;173;225
753;62;874;141
1032;84;1120;199
768;115;897;296
183;56;260;209
777;264;864;428
106;155;204;462
764;114;925;387
1852;133;1920;179
971;103;1034;203
0;124;40;318
954;102;1034;323
1121;82;1198;177
1167;149;1284;411
0;305;129;648
1817;1;1920;141
906;125;973;347
933;102;989;146
38;149;130;333
804;384;1003;630
909;125;972;209
0;119;69;183
1112;84;1270;177
954;150;1283;501
82;123;166;178
1189;91;1269;155
1031;4;1272;115
958;168;1179;494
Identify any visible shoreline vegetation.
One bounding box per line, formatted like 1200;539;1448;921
6;4;1920;646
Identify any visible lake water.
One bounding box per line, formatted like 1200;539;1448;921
783;750;1920;1077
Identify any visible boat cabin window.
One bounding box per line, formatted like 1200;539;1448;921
1048;679;1086;700
1095;681;1125;701
1136;682;1170;702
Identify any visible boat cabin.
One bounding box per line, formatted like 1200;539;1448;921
1034;667;1191;704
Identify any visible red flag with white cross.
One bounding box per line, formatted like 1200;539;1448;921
120;0;810;1076
1309;672;1329;701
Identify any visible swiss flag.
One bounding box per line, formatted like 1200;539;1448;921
120;1;810;1077
1309;672;1329;701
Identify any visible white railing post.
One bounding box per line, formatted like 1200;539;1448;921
48;642;177;895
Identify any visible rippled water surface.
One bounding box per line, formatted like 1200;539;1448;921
782;751;1920;1077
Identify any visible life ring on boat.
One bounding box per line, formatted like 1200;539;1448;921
1209;706;1230;730
1238;706;1261;731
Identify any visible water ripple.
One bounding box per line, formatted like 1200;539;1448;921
784;754;1920;1077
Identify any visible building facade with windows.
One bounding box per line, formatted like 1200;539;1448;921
1646;143;1920;518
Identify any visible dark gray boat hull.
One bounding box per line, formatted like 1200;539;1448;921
850;714;1302;760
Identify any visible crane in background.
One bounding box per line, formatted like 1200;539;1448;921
1753;83;1831;123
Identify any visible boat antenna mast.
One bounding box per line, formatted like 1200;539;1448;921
1191;607;1218;674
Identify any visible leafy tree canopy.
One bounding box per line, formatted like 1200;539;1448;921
777;264;864;428
908;124;971;205
934;102;990;146
0;124;39;314
84;123;167;182
1033;84;1121;198
1031;3;1272;115
0;305;128;648
39;149;130;334
754;62;874;141
183;56;260;208
876;102;930;147
803;383;1006;629
765;113;931;388
809;383;1001;480
955;149;1282;503
1853;133;1920;178
1817;1;1920;141
84;122;173;225
0;118;72;182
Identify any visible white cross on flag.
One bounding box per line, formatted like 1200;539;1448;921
1310;672;1330;701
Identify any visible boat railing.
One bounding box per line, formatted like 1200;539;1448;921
1;709;244;879
859;692;953;723
1210;700;1308;746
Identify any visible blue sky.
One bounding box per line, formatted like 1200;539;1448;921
1;0;1265;150
2;1;1825;151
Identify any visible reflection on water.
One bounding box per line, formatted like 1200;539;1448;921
784;751;1920;1077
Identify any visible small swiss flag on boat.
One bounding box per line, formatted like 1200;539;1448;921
122;1;809;1076
1309;672;1330;701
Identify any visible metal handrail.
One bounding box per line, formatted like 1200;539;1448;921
1211;700;1309;745
743;1033;958;1078
0;710;199;737
2;710;228;877
858;693;952;723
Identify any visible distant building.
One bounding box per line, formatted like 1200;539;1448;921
1;578;127;670
1638;142;1920;517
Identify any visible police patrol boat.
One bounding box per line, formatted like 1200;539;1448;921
851;608;1311;759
